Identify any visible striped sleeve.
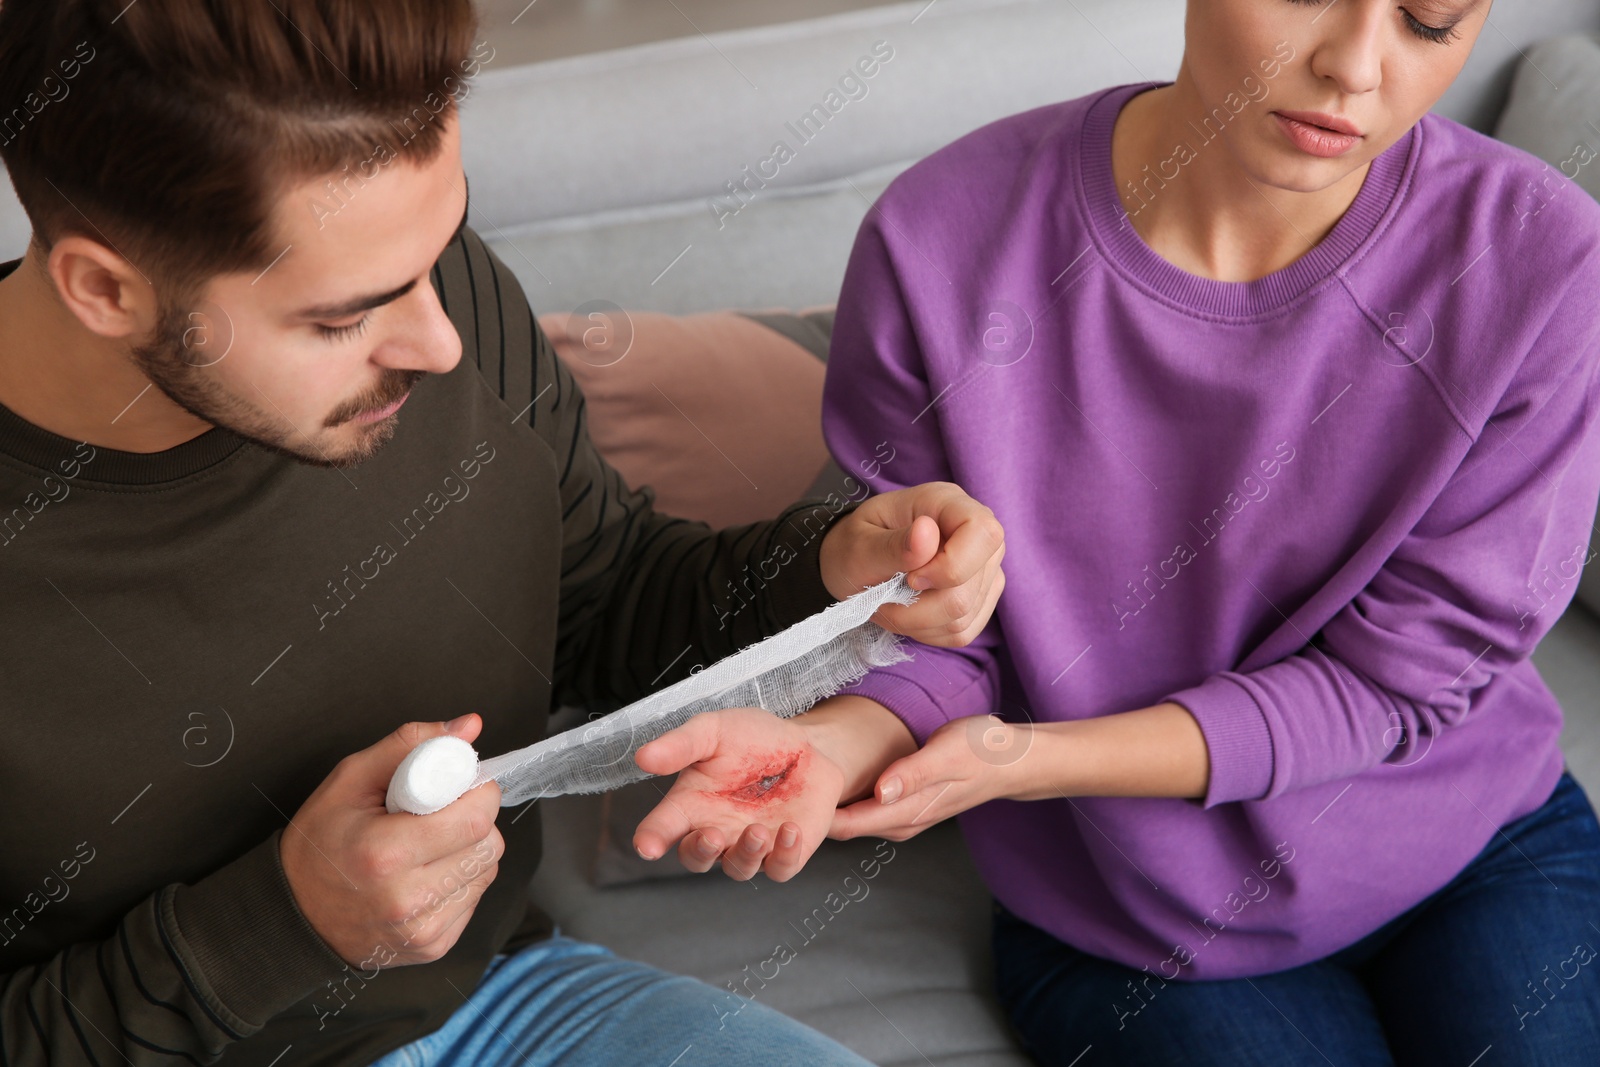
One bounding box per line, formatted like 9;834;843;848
1;832;350;1065
432;228;861;709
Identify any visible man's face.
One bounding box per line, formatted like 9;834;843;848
131;120;469;469
1186;0;1489;193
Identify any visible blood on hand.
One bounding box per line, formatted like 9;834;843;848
712;748;809;808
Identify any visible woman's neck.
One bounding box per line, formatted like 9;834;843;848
1111;73;1371;283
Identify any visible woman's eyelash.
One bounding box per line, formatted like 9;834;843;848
1402;10;1459;45
1284;1;1461;45
315;315;371;343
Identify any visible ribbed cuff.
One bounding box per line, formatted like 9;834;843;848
838;669;960;747
763;497;865;628
164;830;354;1034
1162;674;1275;808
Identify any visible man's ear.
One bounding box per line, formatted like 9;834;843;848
44;235;159;340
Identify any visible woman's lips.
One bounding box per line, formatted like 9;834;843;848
1276;109;1361;136
1272;111;1363;158
353;391;410;424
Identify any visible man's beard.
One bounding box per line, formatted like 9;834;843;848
130;302;425;470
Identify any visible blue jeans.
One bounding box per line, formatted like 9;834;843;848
368;934;868;1067
992;769;1600;1066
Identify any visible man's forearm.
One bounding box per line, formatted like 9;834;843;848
798;694;919;803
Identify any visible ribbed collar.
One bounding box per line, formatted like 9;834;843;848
1079;81;1418;319
0;258;249;486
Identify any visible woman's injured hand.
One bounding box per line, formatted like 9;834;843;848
629;707;848;882
818;481;1005;647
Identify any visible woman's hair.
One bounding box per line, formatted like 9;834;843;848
0;0;482;303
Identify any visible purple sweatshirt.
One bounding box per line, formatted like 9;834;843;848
822;81;1600;980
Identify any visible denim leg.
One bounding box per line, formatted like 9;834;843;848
989;771;1600;1067
1359;771;1600;1066
991;902;1395;1066
368;936;870;1067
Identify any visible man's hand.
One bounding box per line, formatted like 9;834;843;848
280;714;504;968
631;708;848;882
818;481;1004;647
828;713;1023;842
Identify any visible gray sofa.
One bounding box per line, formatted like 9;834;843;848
486;6;1600;1064
4;3;1599;1064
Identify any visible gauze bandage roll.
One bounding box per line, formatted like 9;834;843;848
387;573;919;814
385;735;479;816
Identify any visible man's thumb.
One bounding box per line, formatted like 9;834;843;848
371;714;481;775
890;515;939;578
444;713;482;741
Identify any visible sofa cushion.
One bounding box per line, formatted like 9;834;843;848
1492;34;1600;202
540;308;833;530
1492;34;1600;619
532;788;1031;1067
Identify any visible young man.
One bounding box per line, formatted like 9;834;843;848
0;3;1005;1065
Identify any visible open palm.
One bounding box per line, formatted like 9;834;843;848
631;707;848;882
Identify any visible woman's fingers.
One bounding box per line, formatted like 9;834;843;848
832;749;975;839
829;793;932;841
875;740;951;806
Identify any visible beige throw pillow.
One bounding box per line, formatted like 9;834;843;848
540;309;834;531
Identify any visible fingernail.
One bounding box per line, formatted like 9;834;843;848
780;825;799;848
696;837;719;861
635;843;657;861
909;575;928;590
445;714;472;731
880;777;903;805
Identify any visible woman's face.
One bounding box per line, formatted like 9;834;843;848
1185;0;1492;192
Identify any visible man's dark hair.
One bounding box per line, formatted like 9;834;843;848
0;0;482;303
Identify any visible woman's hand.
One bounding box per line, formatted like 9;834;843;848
828;714;1030;842
630;708;849;882
828;703;1213;842
818;481;1005;648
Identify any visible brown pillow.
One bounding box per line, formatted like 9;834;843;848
541;308;839;885
540;308;834;530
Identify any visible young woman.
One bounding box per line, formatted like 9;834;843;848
634;0;1600;1062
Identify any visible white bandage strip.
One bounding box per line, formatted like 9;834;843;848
387;573;919;814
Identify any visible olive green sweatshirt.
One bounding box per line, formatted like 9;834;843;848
0;228;857;1065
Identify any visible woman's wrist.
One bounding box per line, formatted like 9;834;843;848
795;698;1212;811
999;702;1211;802
797;694;919;804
